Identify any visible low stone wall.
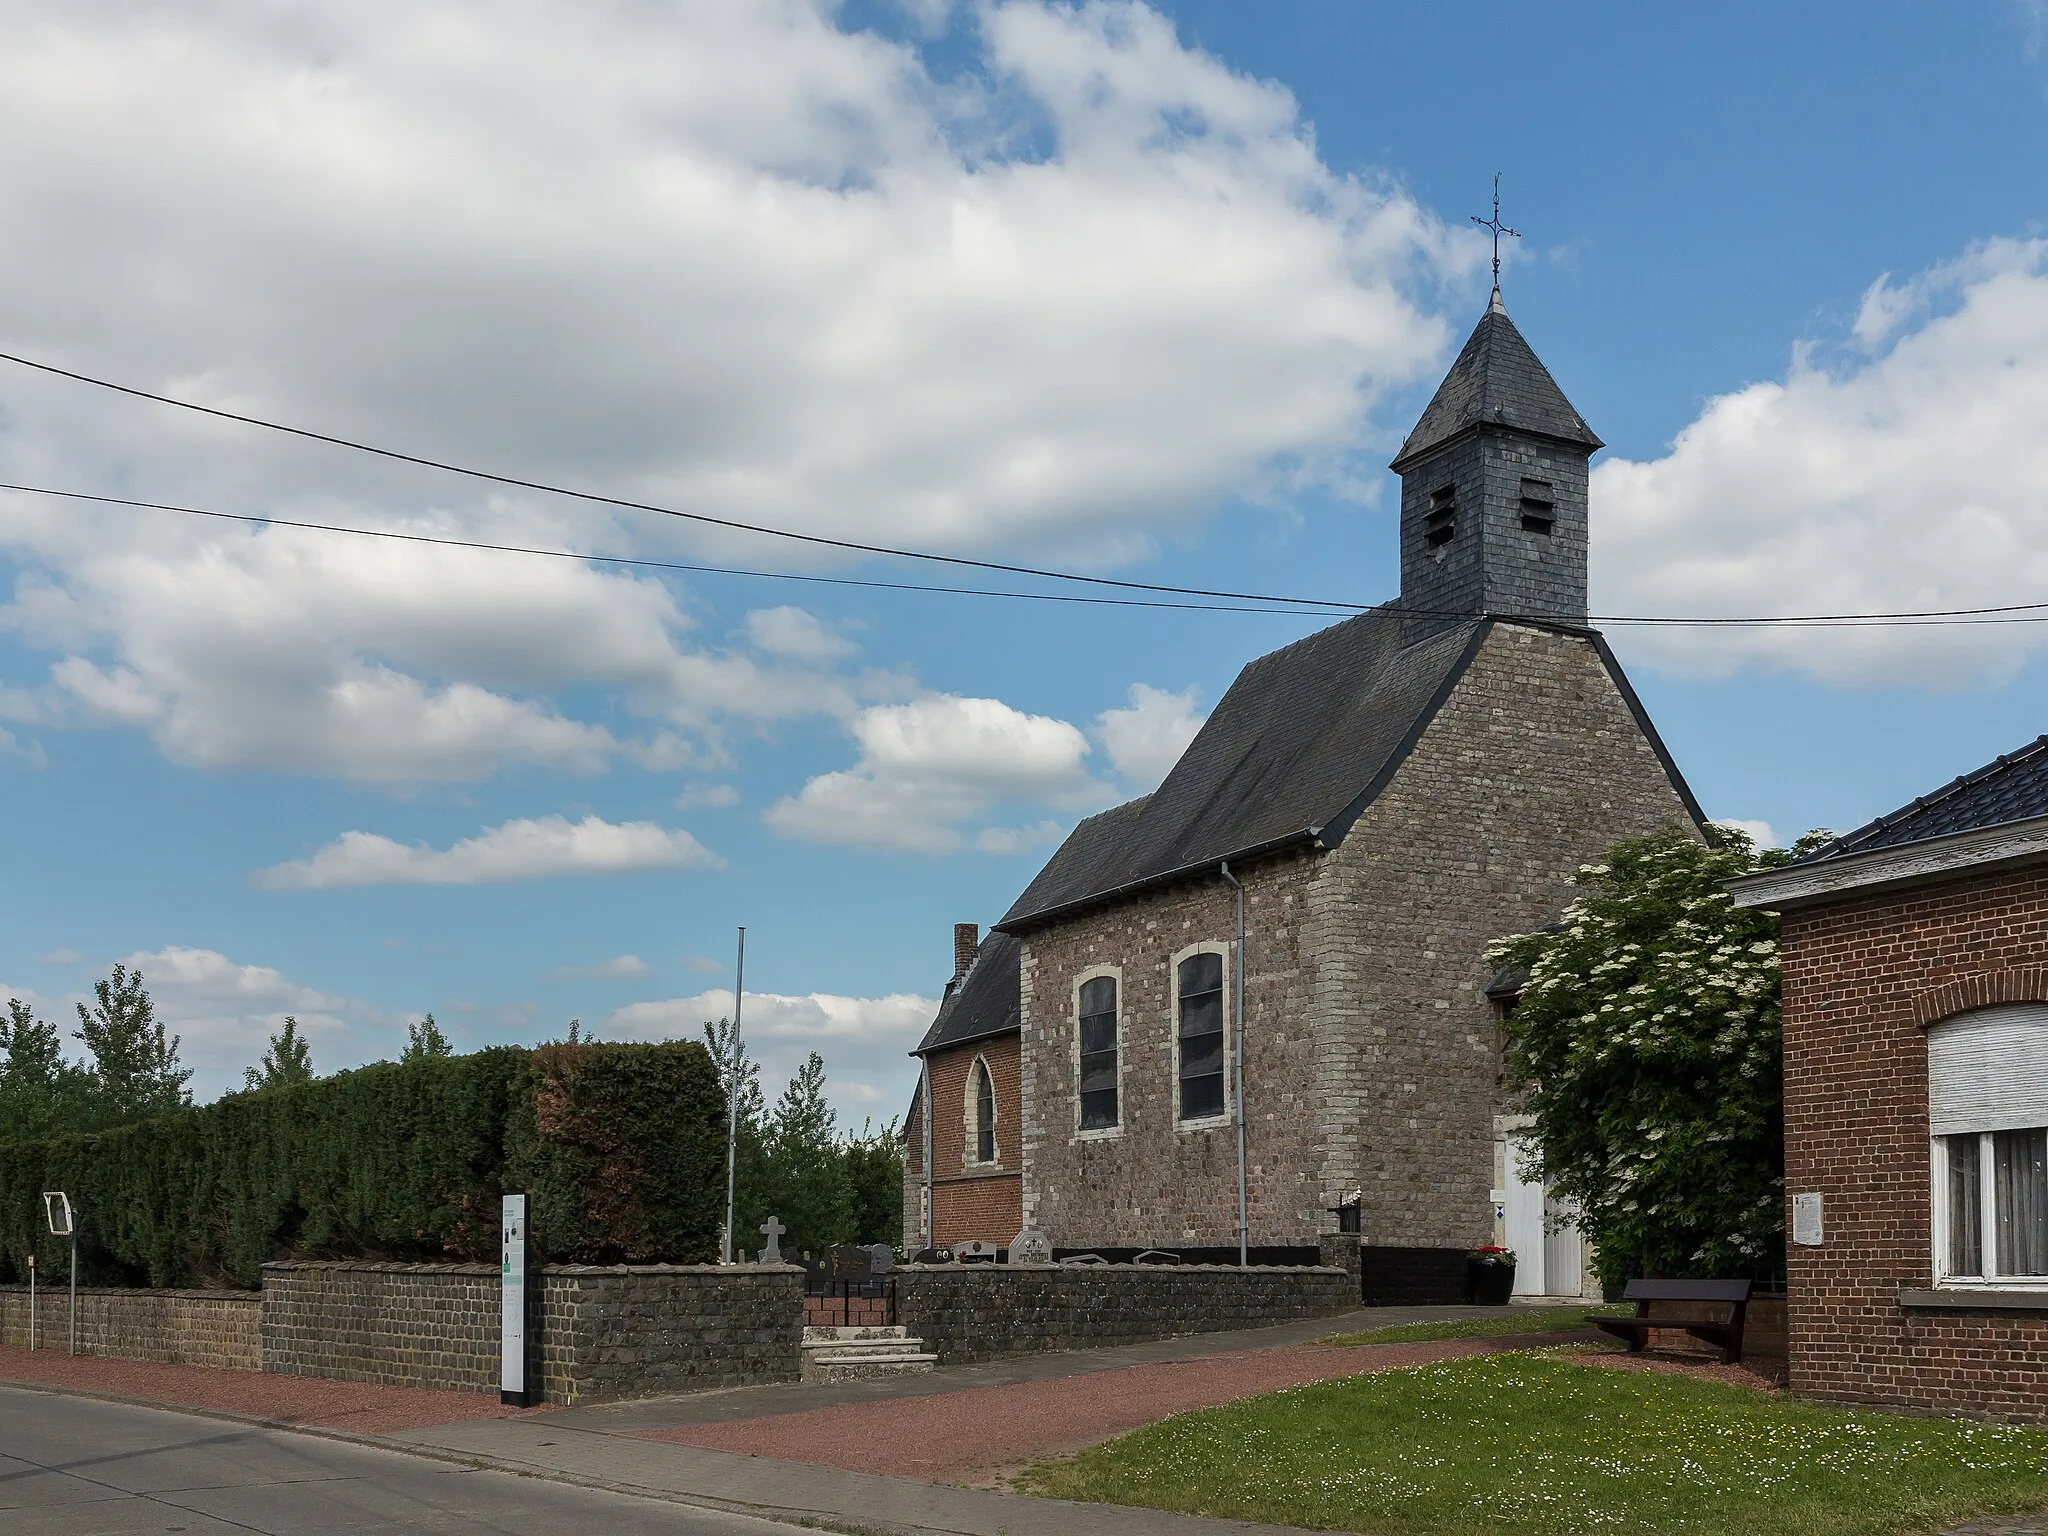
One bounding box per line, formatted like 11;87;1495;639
0;1283;260;1369
261;1260;804;1405
262;1262;500;1393
536;1265;804;1404
894;1263;1354;1365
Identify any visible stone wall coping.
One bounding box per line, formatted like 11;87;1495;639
898;1262;1346;1275
0;1284;257;1301
261;1259;801;1276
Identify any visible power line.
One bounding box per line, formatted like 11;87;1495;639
0;483;1346;618
7;477;2048;629
0;347;1368;613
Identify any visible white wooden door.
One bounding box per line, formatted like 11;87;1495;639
1503;1131;1546;1296
1542;1194;1583;1297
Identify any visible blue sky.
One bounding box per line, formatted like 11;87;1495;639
2;0;2046;1123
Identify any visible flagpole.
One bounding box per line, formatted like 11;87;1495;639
722;926;746;1263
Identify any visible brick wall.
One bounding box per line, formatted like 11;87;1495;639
262;1261;805;1405
1019;623;1696;1254
0;1284;259;1369
1780;867;2048;1422
924;1032;1024;1247
894;1263;1354;1364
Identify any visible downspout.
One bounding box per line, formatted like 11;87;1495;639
1219;861;1248;1268
921;1055;935;1249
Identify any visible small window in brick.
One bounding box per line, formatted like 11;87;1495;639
1177;951;1227;1122
1078;975;1119;1131
1424;486;1456;547
1520;477;1555;534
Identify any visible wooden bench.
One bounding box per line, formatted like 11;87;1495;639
1594;1278;1753;1364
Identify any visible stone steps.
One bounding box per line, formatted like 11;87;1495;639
800;1324;938;1382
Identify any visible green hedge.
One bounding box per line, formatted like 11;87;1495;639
0;1041;724;1288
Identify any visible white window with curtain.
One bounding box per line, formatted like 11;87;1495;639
1929;1004;2048;1287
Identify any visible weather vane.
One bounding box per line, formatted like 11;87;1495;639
1471;173;1519;291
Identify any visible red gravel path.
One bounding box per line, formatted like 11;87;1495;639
641;1331;1601;1485
0;1345;554;1435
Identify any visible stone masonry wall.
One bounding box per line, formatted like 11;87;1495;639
1309;621;1698;1250
1778;868;2048;1423
0;1284;259;1369
262;1262;499;1393
535;1265;803;1404
894;1263;1353;1365
1019;849;1321;1248
262;1260;805;1405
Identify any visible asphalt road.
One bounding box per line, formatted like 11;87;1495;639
0;1385;802;1535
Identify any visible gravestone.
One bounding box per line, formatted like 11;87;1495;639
758;1215;786;1265
955;1239;999;1264
1007;1228;1052;1265
865;1243;895;1275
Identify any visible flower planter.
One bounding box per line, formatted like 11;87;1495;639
1468;1247;1517;1305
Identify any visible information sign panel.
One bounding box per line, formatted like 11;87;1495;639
501;1193;528;1406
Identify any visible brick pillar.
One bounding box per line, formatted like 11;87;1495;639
953;923;980;981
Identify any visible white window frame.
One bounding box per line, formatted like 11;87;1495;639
1932;1128;2048;1290
1072;964;1124;1140
963;1053;1001;1169
1928;1004;2048;1290
1169;941;1233;1131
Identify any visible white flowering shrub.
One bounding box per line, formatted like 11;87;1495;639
1489;823;1825;1287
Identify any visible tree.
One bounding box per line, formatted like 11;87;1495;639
76;965;189;1125
402;1014;453;1063
1489;823;1825;1288
244;1016;315;1091
0;997;82;1142
763;1051;854;1257
843;1117;905;1249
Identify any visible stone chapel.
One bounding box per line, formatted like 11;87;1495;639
903;291;1705;1302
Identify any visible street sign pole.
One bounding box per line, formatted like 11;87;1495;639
500;1193;528;1407
26;1253;34;1352
43;1192;75;1356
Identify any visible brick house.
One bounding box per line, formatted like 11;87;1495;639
1728;738;2048;1423
906;292;1704;1295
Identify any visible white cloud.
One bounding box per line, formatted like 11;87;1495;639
0;0;1468;783
745;606;857;663
112;945;384;1097
256;814;723;889
551;954;651;980
677;783;742;809
1094;682;1203;789
606;985;939;1128
766;693;1104;852
686;954;729;975
1712;818;1780;850
35;947;80;966
1595;237;2048;688
0;725;43;768
974;820;1066;855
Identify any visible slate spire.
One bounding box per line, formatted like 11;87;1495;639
1390;294;1601;636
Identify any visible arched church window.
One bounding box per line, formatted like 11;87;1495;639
971;1058;996;1165
1078;975;1119;1130
1176;950;1227;1123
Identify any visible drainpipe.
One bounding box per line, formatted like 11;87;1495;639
1219;861;1248;1268
921;1055;935;1248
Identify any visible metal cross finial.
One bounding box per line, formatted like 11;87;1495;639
1471;173;1519;291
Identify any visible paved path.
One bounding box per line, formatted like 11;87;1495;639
0;1385;794;1535
633;1331;1603;1484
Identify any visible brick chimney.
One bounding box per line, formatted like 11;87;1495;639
952;922;981;984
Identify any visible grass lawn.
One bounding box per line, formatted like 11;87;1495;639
1018;1351;2048;1535
1320;1307;1626;1347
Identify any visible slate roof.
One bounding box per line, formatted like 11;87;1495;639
1802;734;2048;861
911;930;1021;1056
1391;294;1603;471
999;609;1488;929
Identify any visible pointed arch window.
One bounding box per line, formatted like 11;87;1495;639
967;1057;997;1166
